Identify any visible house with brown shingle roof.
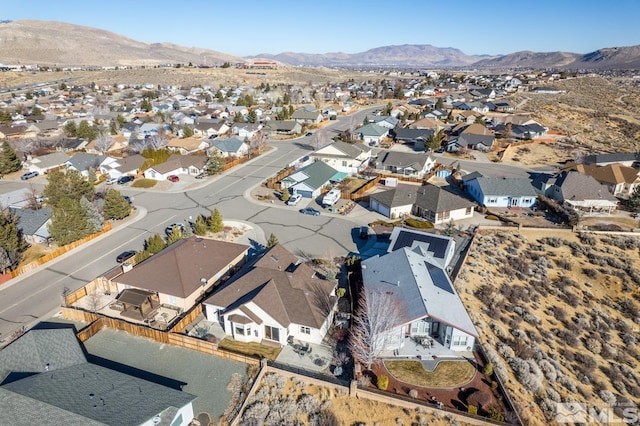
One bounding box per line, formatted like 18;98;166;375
143;154;208;180
203;245;337;346
574;163;640;199
109;236;249;312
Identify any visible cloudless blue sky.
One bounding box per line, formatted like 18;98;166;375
3;0;640;57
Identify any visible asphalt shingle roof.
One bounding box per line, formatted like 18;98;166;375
8;207;51;236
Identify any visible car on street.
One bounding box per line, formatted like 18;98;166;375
116;250;136;263
167;174;180;182
105;176;118;185
165;223;186;235
123;195;133;204
305;132;313;137
117;175;134;185
299;207;320;216
287;193;302;206
20;171;39;180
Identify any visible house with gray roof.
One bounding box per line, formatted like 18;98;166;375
374;151;435;178
209;137;248;158
310;141;372;174
143;154;208;180
0;328;196;426
464;174;537;208
66;153;118;178
99;154;146;179
393;127;435;146
23;151;70;175
544;170;618;214
9;207;51;245
355;123;388;144
291;108;323;124
203;244;337;346
280;160;341;199
264;120;302;135
361;228;478;354
582;152;640;168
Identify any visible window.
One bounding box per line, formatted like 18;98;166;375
265;325;280;342
453;335;468;346
488;198;497;204
300;326;311;335
341;160;347;167
235;326;245;336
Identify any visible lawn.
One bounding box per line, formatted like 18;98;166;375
384;360;476;388
18;244;56;266
218;338;282;360
131;178;157;188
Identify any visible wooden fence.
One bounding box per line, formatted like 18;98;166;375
265;166;295;189
169;304;203;333
342;175;382;201
8;223;112;278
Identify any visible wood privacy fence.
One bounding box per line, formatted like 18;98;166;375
170;304;203;333
265;166;295;189
62;307;260;365
341;175;382;201
8;223;113;278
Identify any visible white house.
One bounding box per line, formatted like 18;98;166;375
310;141;372;174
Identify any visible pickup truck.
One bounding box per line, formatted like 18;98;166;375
322;189;341;207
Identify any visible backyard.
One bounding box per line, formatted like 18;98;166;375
384;360;476;388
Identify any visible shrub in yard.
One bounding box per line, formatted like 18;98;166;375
483;362;494;377
377;375;389;390
485;214;500;221
404;218;434;229
336;288;346;298
468;405;478;415
408;389;418;398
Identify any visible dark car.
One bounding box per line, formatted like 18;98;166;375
299;207;320;216
165;223;186;235
116;250;136;263
20;171;39;180
117;175;134;185
305;132;313;137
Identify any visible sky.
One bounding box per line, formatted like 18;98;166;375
3;0;640;58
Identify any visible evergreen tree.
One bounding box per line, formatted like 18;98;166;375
140;98;153;112
626;186;640;212
145;233;166;254
266;233;279;248
194;215;208;236
182;125;194;138
102;189;131;220
208;208;224;233
0;143;22;176
205;153;225;175
80;197;103;233
87;167;97;183
166;226;183;245
0;211;28;272
43;169;95;207
48;197;90;245
247;109;257;124
77;120;97;141
64;121;77;137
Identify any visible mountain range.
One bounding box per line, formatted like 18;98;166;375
1;20;639;70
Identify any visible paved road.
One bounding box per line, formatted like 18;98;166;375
0;107;382;343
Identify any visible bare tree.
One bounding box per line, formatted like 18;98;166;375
250;130;267;156
24;184;41;210
12;138;36;156
85;292;102;312
147;128;169;150
348;115;358;141
349;287;403;370
94;132;113;154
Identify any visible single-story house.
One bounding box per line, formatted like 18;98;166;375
166;136;209;155
355;123;388;144
100;154;146;179
209;137;249;158
582;152;640;168
291;108;323;125
22;152;70;175
143;154;208;180
8;207;51;245
374;151;435;178
463;174;537;208
572;163;640;199
203;244;337;346
280;160;341;199
0;328;196;426
361;228;478;354
543;170;619;215
265;120;303;135
310;141;372;174
109;237;249;313
66;153;118;178
393;128;435;146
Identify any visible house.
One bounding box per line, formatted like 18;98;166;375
280;160;341;199
582;152;640;168
494;122;547;139
231;123;261;140
310;141;372;174
166;136;209;155
203;244;337;346
8;207;51;245
409;117;444;132
374;151;435;178
447;123;495;152
355;123;388;144
143;154;208;180
573;163;640;198
0;328;196;426
264;120;302;135
291;108;323;125
393;128;435;146
99;154;146;179
54;137;89;152
361;228;478;354
66;153;118;178
543;170;618;215
463;174;537;208
368;184;475;222
209;137;249;158
109;237;249;314
193;121;230;138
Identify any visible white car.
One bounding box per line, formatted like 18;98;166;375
105;177;118;185
287;193;302;206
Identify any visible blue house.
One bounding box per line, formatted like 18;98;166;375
463;174;537;208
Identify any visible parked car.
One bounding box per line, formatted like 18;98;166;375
20;171;39;180
165;223;186;235
117;175;134;185
167;174;180;182
305;132;313;137
123;195;133;204
299;207;320;216
287;193;302;206
195;172;207;179
116;250;136;263
105;176;118;185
